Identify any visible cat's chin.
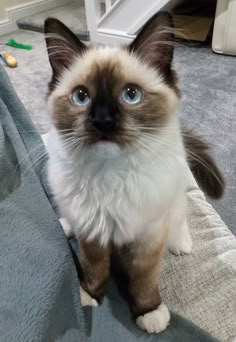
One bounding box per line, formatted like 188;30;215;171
90;141;122;159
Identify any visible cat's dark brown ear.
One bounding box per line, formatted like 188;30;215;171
44;18;87;85
129;12;174;76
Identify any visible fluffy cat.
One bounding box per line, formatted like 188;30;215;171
44;13;224;334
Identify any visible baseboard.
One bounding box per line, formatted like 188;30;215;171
0;0;71;36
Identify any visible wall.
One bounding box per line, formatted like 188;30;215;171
0;0;70;35
0;0;32;21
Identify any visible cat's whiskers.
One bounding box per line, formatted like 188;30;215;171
61;133;89;152
185;149;224;187
138;132;223;186
135;138;177;171
2;144;48;197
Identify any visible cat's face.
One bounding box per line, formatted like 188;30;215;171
45;13;179;150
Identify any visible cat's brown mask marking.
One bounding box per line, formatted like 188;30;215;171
44;14;224;197
44;14;179;148
50;57;177;147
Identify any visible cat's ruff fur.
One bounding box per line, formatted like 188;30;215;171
48;119;189;247
44;13;222;334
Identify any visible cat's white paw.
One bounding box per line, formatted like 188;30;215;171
136;303;170;334
59;218;73;238
167;221;192;256
80;286;98;307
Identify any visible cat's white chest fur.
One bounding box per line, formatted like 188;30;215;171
47;128;187;246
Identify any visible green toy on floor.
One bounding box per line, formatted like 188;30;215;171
0;38;33;50
0;38;33;68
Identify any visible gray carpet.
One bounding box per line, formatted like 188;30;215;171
0;30;51;133
0;29;235;235
174;45;236;236
17;0;89;40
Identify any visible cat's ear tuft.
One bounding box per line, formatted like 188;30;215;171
129;12;174;76
44;18;87;78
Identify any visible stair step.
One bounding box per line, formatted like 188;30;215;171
17;0;89;41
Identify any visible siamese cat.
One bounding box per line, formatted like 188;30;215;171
44;13;224;333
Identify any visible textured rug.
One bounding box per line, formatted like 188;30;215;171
17;0;89;40
0;29;235;235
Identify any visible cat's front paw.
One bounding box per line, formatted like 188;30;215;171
136;303;170;333
80;286;98;307
168;233;192;256
59;218;73;238
167;221;192;256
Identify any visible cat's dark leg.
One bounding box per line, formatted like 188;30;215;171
119;234;169;333
79;239;111;306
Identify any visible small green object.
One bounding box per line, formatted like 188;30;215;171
6;38;33;50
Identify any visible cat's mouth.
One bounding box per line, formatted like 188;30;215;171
99;135;115;142
89;130;120;144
89;132;131;147
84;127;136;147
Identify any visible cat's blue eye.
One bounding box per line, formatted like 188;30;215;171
121;85;142;105
71;86;91;106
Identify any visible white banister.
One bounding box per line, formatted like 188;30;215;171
105;0;112;11
84;0;102;42
84;0;177;45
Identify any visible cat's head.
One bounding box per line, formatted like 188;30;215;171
44;13;179;152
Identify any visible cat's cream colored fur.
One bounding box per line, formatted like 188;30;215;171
47;47;192;333
45;14;193;334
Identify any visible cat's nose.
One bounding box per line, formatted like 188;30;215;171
92;114;116;132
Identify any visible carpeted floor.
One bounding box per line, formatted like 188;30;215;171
17;0;89;40
174;44;236;236
0;29;235;235
0;30;51;133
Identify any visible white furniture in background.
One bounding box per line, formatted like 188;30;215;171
85;0;236;56
84;0;175;45
212;0;236;55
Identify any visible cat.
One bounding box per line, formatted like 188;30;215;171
44;13;224;334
